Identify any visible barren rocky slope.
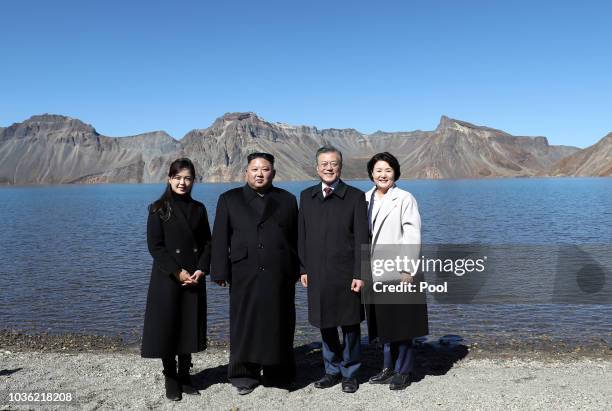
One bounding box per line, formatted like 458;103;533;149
549;132;612;176
0;112;594;184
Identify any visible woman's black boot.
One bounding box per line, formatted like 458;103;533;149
162;357;182;401
164;373;182;401
178;354;200;395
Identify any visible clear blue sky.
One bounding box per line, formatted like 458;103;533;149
1;0;611;147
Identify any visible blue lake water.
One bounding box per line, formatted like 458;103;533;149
1;178;611;346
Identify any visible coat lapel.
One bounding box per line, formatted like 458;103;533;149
259;191;279;223
241;185;263;221
312;180;347;202
372;187;400;244
311;183;324;202
334;180;347;199
242;184;279;223
365;186;376;202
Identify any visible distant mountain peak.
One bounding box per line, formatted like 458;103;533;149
208;112;270;130
26;113;73;122
436;115;511;136
2;113;97;140
437;115;457;128
220;112;261;122
24;113;93;129
437;115;479;132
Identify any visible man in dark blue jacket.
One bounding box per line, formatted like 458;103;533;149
298;146;370;394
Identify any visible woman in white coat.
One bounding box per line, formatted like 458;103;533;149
365;152;428;390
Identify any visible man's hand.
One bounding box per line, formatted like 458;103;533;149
300;273;308;288
351;279;364;293
214;279;227;287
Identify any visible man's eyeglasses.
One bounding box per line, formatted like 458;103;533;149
318;161;340;168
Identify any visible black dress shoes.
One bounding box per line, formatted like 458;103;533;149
236;386;255;395
368;368;396;384
314;374;342;389
262;375;294;389
179;374;200;395
232;377;259;395
341;377;359;393
389;373;411;390
164;375;182;401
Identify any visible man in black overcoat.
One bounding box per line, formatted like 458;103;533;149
298;146;370;394
211;152;299;395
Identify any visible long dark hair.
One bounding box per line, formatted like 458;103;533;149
149;158;197;220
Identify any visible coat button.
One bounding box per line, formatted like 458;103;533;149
258;265;265;271
258;243;264;249
175;249;181;254
193;248;198;253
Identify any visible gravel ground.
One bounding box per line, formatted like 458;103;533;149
1;344;611;410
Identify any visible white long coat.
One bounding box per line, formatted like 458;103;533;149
365;185;421;275
364;185;429;342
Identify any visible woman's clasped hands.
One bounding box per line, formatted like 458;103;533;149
176;269;205;287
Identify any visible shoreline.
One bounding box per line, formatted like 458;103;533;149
1;176;611;188
1;329;610;361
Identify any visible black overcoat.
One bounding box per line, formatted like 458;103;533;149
298;181;369;329
141;197;211;358
211;185;299;366
366;278;429;343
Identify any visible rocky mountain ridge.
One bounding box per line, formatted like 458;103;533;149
549;132;612;176
0;112;607;184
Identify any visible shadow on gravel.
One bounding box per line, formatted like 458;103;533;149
189;337;469;392
0;368;22;376
192;364;229;391
290;338;469;391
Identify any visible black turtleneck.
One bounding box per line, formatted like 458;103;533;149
171;191;192;221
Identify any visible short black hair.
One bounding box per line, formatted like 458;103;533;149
367;152;401;181
247;152;275;168
315;146;343;166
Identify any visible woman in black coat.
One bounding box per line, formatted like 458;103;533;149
141;158;211;401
